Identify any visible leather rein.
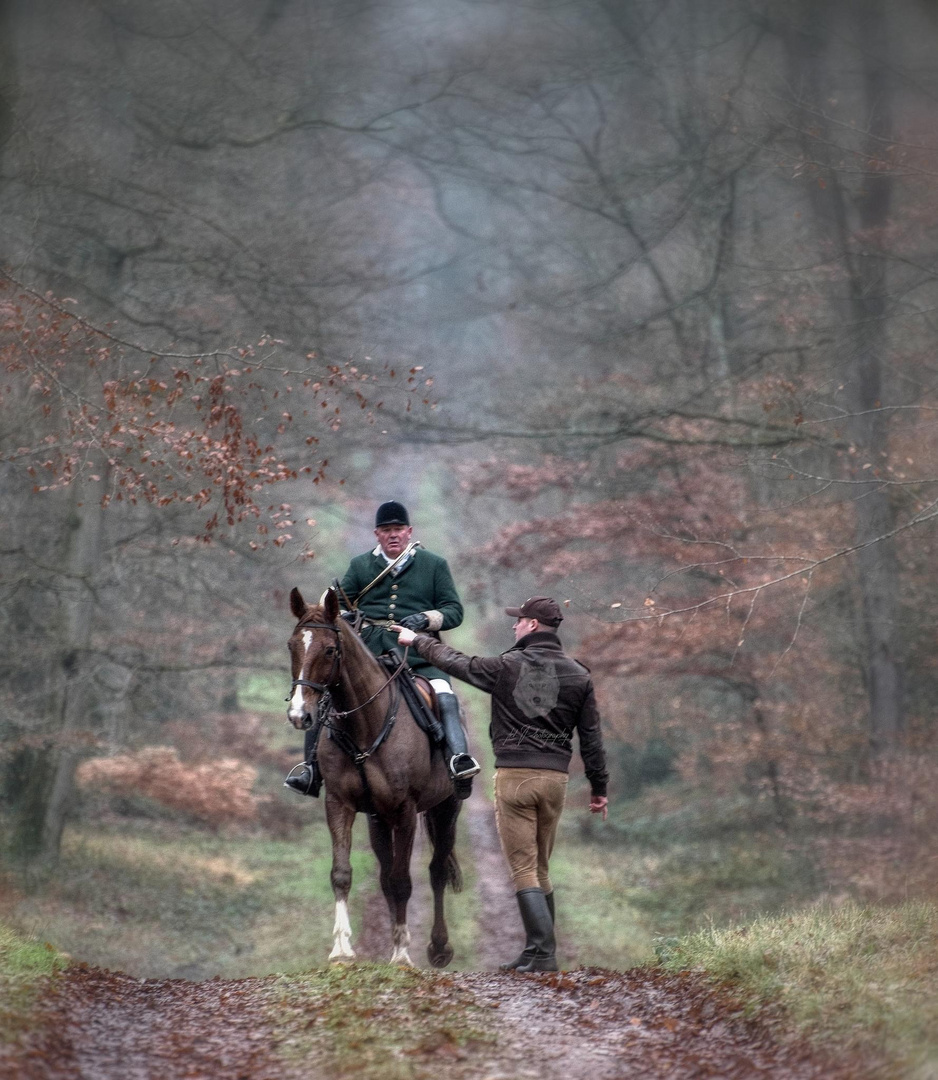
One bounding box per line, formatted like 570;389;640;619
290;621;408;774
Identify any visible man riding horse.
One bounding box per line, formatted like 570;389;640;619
285;500;481;799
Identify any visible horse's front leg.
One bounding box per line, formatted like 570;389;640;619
325;794;357;962
369;807;417;966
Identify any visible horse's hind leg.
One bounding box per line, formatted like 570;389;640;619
325;794;357;962
424;795;462;969
368;808;416;966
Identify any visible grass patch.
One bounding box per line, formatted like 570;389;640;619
0;925;65;980
9;815;377;979
0;924;66;1042
547;842;655;969
559;784;823;935
238;672;285;713
626;836;819;932
657;900;938;1076
273;963;495;1079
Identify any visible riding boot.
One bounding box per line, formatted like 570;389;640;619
499;889;556;971
512;887;558;973
437;693;480;800
284;723;323;797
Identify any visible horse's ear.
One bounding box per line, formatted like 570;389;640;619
323;587;340;625
290;587;307;620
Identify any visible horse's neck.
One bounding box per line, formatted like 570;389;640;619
332;630;391;734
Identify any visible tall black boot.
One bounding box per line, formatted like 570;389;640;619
500;889;555;971
513;887;558;973
284;723;322;797
437;693;479;800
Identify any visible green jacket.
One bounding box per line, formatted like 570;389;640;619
339;546;463;681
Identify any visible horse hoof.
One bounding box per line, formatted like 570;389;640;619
329;954;356;965
427;943;454;969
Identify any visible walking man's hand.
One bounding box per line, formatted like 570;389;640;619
589;794;608;820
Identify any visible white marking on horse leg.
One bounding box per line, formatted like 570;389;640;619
288;630;314;723
329;899;356;961
390;923;413;966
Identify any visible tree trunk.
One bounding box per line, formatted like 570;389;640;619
846;1;901;749
38;468;109;861
784;0;902;749
0;0;16;158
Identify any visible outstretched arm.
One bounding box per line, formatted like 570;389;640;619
393;626;502;693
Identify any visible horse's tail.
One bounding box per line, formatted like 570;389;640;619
423;806;463;894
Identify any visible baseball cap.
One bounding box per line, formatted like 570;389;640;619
504;596;563;628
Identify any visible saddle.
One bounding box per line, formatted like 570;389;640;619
377;651;446;747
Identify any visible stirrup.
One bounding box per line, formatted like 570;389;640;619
449;754;481;779
284;761;317;796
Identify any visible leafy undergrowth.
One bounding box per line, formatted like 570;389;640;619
656;901;938;1077
273;963;494;1079
0;925;66;1043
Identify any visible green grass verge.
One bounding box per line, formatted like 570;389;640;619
0;924;66;1042
541;785;820;971
656;901;938;1076
273;963;495;1079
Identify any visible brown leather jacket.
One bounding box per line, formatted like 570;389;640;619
410;630;608;796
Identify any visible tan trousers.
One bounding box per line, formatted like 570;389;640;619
494;767;568;893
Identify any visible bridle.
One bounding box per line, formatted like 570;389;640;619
290;622;343;700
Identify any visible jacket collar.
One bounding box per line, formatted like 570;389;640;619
508;630;563;652
371;545;416;575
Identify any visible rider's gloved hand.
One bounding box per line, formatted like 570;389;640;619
399;612;430;632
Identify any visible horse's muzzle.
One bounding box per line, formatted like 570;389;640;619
289;712;314;731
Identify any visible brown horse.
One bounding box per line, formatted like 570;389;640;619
286;586;462;966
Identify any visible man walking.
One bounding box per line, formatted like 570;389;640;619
394;596;608;972
285;500;480;798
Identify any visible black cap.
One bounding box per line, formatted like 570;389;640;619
375;501;410;527
504;596;563;628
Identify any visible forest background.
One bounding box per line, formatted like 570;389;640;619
2;0;938;1020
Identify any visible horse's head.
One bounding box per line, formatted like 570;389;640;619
287;587;342;729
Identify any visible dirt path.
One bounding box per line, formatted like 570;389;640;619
461;968;847;1080
1;965;287;1080
2;961;863;1080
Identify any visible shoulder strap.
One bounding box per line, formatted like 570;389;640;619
348;541;422;608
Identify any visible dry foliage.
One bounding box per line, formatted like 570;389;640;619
76;747;259;828
0;277;427;545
